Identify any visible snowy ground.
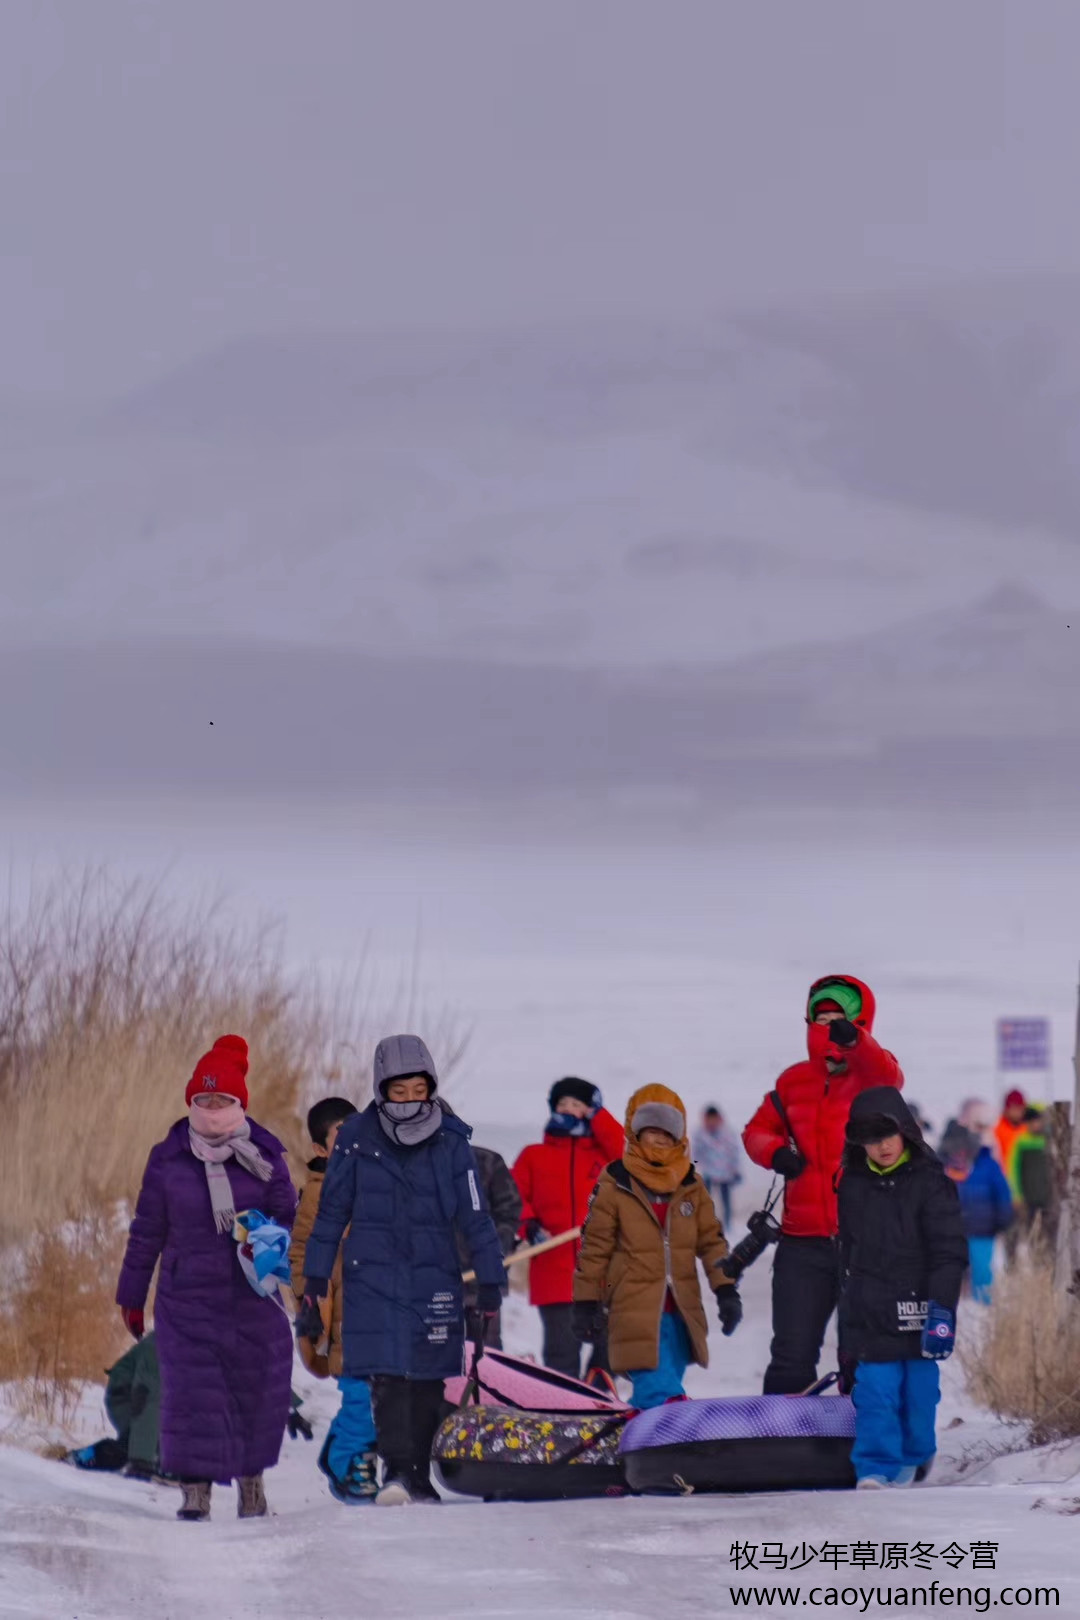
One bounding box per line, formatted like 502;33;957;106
4;1262;1080;1619
4;802;1080;1613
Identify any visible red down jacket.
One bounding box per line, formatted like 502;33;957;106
742;976;903;1239
512;1108;625;1307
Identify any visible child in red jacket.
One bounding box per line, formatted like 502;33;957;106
512;1078;623;1381
742;976;903;1395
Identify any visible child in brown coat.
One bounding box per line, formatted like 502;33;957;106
290;1096;375;1504
572;1084;742;1407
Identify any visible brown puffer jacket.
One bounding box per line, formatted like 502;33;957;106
573;1161;730;1373
289;1162;345;1380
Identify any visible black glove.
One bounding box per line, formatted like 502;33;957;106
827;1018;859;1049
295;1279;329;1343
287;1407;314;1441
715;1286;743;1337
837;1350;858;1396
771;1146;806;1179
524;1219;549;1246
571;1300;605;1344
476;1282;503;1317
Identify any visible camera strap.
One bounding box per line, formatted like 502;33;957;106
770;1087;801;1156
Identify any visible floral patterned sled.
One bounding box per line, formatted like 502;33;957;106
432;1406;629;1500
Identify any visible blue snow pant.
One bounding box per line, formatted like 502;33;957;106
851;1359;940;1483
326;1377;376;1477
629;1314;693;1409
968;1235;995;1305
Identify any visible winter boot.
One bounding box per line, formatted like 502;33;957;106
375;1473;415;1506
237;1475;268;1519
408;1467;441;1504
177;1480;212;1521
319;1437;378;1506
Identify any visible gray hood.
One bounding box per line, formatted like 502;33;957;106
373;1033;438;1098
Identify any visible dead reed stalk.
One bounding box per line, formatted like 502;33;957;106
0;868;467;1423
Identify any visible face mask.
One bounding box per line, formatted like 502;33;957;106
377;1096;442;1147
189;1097;245;1138
545;1111;590;1138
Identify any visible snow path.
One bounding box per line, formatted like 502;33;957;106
4;1275;1080;1619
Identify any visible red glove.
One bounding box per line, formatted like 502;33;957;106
120;1306;144;1340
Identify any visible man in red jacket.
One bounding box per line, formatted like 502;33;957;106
742;975;903;1395
513;1078;624;1380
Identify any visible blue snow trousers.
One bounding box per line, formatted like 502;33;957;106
851;1359;940;1483
968;1235;995;1305
326;1377;376;1476
629;1314;692;1409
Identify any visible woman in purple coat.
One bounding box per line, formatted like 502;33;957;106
116;1034;297;1522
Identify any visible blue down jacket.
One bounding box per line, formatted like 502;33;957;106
954;1147;1015;1238
304;1102;505;1380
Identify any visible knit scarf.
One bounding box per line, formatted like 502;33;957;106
188;1111;273;1233
378;1097;444;1148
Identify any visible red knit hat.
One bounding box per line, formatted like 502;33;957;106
186;1034;250;1110
1004;1088;1026;1110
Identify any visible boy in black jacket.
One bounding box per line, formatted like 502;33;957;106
838;1087;968;1490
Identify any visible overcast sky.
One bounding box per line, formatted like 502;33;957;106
3;0;1079;397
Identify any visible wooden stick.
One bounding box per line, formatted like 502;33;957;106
461;1225;582;1285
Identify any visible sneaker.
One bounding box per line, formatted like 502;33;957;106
892;1467;916;1488
177;1481;212;1521
375;1475;415;1506
237;1475;268;1519
855;1476;890;1491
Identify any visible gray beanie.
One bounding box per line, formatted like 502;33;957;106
373;1034;438;1098
631;1101;685;1141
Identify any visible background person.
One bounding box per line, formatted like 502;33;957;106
461;1143;522;1349
512;1077;623;1381
690;1104;742;1226
938;1120;1013;1304
290;1095;378;1505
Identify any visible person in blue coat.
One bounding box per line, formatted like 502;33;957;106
938;1122;1013;1305
299;1033;505;1505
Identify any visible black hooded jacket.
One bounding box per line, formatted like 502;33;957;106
838;1087;968;1363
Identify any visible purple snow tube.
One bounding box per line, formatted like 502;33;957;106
620;1394;856;1494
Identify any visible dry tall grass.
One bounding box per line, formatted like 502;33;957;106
962;1249;1080;1444
0;869;468;1426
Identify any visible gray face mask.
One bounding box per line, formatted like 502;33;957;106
377;1096;443;1147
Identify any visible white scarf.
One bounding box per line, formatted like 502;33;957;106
189;1105;272;1233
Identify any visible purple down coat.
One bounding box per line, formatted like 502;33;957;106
116;1118;297;1483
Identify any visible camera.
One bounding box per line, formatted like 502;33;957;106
720;1206;782;1281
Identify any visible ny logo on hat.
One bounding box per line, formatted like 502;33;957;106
203;1075;218;1090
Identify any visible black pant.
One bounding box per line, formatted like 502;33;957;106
369;1376;449;1482
763;1234;840;1395
539;1303;611;1382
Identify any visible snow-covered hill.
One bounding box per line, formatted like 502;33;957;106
5;278;1080;670
1;584;1077;809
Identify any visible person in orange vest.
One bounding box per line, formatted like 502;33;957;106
994;1089;1029;1196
